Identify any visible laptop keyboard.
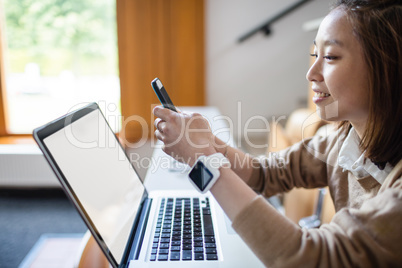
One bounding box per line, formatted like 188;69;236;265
150;197;218;261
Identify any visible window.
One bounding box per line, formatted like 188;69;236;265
1;0;205;143
1;0;120;134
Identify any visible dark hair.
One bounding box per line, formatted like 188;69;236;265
332;0;402;168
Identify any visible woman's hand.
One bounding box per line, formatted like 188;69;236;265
153;106;216;166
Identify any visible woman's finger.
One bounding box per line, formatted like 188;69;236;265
154;118;164;131
154;129;165;142
153;106;175;121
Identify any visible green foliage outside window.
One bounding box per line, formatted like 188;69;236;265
3;0;117;76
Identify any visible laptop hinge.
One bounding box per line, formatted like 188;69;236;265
120;197;152;267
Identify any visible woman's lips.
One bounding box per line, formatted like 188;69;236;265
312;91;331;103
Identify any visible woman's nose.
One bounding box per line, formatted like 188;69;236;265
306;59;323;82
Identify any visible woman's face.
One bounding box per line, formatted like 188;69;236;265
306;8;370;136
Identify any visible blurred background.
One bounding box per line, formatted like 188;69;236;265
0;0;330;267
0;0;330;142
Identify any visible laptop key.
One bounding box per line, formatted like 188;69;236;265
193;232;203;237
150;254;156;261
193;237;203;242
204;237;215;243
172;231;181;236
203;213;214;236
170;252;180;261
193;242;203;247
203;207;211;215
171;236;181;241
206;248;217;254
194;247;203;253
193;227;202;232
171;246;180;251
171;241;181;246
160;238;170;243
182;239;192;244
206;253;218;260
158;254;168;261
183;244;192;250
195;253;204;260
182;250;192;260
158;249;169;255
159;243;169;249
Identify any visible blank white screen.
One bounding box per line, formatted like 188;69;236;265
43;109;144;264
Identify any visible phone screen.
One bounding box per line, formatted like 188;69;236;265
151;78;177;112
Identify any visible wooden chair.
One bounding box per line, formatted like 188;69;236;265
75;231;109;268
267;108;335;226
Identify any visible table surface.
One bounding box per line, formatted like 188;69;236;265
144;106;233;191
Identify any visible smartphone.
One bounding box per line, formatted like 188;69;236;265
151;78;177;112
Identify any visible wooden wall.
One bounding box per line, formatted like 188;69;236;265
117;0;205;143
0;5;8;136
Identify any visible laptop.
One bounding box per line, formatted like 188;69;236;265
33;102;264;268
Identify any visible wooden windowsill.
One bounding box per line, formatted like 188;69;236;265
0;136;35;144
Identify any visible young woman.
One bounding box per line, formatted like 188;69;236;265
153;0;402;266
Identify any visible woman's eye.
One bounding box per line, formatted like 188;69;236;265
309;53;338;61
323;55;338;60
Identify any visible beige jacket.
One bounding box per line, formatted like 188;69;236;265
232;128;402;267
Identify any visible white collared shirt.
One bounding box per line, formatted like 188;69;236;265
338;128;393;184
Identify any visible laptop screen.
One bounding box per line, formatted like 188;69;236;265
41;107;145;265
